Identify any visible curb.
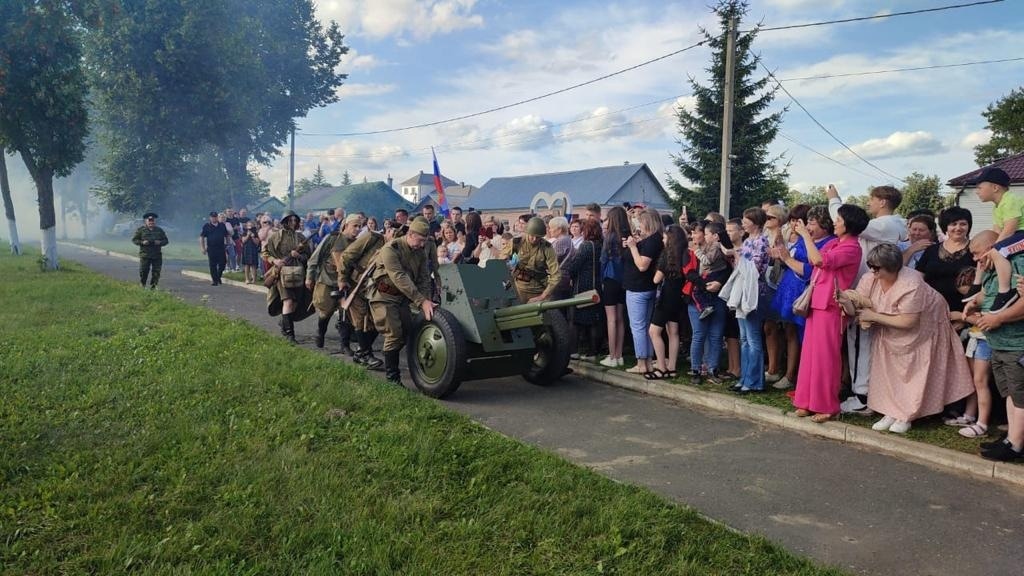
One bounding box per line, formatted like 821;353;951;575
571;361;1024;489
180;269;267;295
59;242;138;262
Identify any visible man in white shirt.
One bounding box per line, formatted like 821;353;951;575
828;184;908;414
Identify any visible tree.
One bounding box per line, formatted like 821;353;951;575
0;1;89;269
85;0;347;213
786;185;827;207
341;169;352;186
0;154;21;254
974;87;1024;166
897;172;945;217
667;0;787;218
294;164;332;198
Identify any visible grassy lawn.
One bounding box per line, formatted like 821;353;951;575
73;235;207;262
0;245;845;575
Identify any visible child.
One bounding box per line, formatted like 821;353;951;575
974;167;1022;313
960;230;1001;438
693;222;729;319
437;244;451;265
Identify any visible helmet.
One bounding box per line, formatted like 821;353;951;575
526;217;546;237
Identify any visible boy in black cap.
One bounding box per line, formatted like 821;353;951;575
974;167;1021;312
132;212;169;289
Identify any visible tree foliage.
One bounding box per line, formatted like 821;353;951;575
974;87;1024;167
897;172;946;217
0;0;89;268
84;0;347;218
294;164;332;198
667;0;787;218
786;186;827;208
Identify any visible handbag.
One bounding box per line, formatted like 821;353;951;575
263;266;279;288
279;265;304;288
791;269;817;318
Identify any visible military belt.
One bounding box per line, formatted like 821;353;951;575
375;280;402;296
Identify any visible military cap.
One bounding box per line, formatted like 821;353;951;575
526;217;546;237
143;212;158;220
408;218;430;237
342;213;362;227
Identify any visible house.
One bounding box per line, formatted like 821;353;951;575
949;152;1024;233
398;170;459;204
413;183;479;213
467;163;673;225
245;196;286;217
292;181;415;222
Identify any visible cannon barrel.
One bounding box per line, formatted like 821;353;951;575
493;290;599;331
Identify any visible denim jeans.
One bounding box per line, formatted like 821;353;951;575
688;299;726;373
225;242;238;270
625;290;656;359
737;309;765;390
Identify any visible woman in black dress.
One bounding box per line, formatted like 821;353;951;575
915;206;973;316
566;218;604;359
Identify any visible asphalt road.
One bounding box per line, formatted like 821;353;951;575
63;244;1024;576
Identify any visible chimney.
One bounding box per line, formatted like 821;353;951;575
623;161;630;165
460;181;465;188
387;173;393;190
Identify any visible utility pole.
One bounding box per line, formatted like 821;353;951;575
288;126;296;211
719;15;737;218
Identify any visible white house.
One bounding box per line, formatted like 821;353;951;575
949;152;1024;233
398;170;459;204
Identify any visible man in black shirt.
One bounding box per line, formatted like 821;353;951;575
200;211;229;285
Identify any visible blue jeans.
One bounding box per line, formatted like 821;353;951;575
688;300;726;373
225;242;238;270
737;309;765;390
626;290;656;359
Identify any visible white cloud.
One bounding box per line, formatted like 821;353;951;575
960;129;992;148
336;83;396;98
491;115;553;150
341;49;382;71
836;131;947;161
316;0;483;41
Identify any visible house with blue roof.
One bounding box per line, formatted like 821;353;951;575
468;163;673;225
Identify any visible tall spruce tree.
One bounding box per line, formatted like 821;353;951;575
667;0;787;218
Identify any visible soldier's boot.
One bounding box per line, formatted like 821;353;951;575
315;316;330;349
281;313;297;344
361;331;383;371
337;318;354;355
383;350;402;384
350;330;367;364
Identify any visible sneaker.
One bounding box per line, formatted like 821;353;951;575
988;290;1020;314
840;395;873;415
980;436;1009;451
981;441;1024;462
960;284;982;303
578;354;596;361
698;305;714;320
616;358;624;367
765;372;782;383
888;420;912;434
599;356;618;368
872;416;896;431
772;376;793;390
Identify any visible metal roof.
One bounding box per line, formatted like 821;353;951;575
399;170;459;187
468;163;671;210
292;181;415;221
948;152;1024;187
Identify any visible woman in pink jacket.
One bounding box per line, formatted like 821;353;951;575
787;204;869;423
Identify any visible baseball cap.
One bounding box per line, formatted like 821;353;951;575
973;167;1011;188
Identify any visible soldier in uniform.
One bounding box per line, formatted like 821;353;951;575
262;210;311;343
512;216;561;303
335;220;387;369
368;218;435;384
306;214;362;348
131;212;168;289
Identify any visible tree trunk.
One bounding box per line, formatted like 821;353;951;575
0;154;21;255
60;191;68;240
34;168;59;270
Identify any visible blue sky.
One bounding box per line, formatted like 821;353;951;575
266;0;1024;205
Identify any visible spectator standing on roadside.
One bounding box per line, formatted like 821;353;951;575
226;208;241;272
242;222;261;284
200;211;229;286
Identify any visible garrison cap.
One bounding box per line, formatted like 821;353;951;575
342;214;362;227
408;217;430;237
526;217;546;237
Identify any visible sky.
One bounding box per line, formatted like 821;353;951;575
258;0;1024;207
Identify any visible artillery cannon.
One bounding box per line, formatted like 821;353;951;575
407;259;599;398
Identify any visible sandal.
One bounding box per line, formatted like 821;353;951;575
644;369;667;380
665;371;678;379
794;409;812;417
626;365;648;374
959;423;989;438
810;413;834;424
944;414;976;427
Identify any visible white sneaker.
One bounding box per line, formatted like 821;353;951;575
579;354;596;361
765;372;782;383
872;416;896;431
888;420;912;434
599;356;618;368
616;358;624;367
772;376;793;390
840;396;873;415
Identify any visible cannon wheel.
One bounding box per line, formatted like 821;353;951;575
407;307;467;398
522;310;572;386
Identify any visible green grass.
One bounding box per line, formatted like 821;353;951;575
74;235;207;262
0;245;845;575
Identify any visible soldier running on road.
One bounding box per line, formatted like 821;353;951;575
131;212;168;289
306;214;361;348
335;221;387;369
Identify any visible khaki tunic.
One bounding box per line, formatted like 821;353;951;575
308;233;344;316
368;237;432;351
512;237;560;302
261;228;310;304
338;231;386;332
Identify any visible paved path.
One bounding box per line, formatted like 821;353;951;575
63;244;1024;576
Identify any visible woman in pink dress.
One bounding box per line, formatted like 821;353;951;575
855;243;974;433
789;204;869;423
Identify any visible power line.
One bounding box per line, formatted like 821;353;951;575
778;56;1024;82
777;132;885;181
326;40;707;137
752;0;1004;32
761;63;906;184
